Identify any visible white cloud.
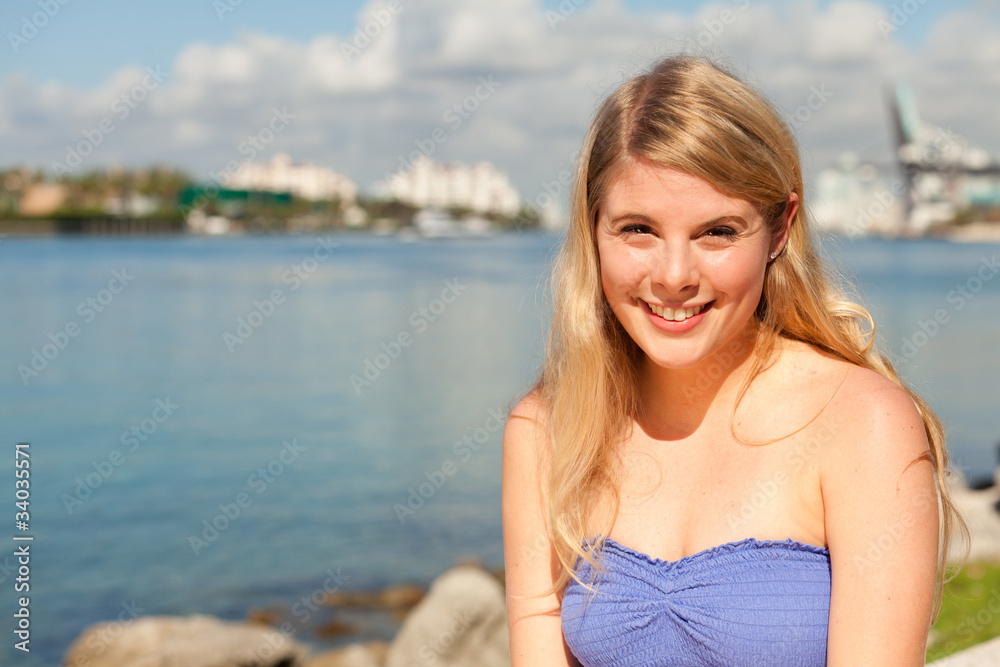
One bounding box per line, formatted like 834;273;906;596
1;0;997;206
804;1;888;63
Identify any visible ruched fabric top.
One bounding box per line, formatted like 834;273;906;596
561;537;831;666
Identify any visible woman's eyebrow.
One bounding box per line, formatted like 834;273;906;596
607;213;749;227
608;212;657;225
701;215;750;227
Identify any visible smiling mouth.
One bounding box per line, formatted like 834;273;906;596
643;300;712;322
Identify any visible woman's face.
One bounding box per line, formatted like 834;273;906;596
595;161;790;372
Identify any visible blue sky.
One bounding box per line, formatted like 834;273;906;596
1;0;954;86
1;0;997;199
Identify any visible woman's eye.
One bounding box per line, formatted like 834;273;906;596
705;226;737;238
620;223;652;235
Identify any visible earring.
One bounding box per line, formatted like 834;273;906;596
769;251;777;259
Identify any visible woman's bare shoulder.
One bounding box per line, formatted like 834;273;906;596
792;340;918;423
503;388;552;467
776;338;903;395
773;338;928;460
509;387;549;422
765;337;923;440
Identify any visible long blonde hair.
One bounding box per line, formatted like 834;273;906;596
533;55;968;619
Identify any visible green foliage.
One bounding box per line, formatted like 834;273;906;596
359;196;420;223
950;208;978;227
926;561;1000;661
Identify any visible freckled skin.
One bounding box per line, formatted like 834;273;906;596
595;162;790;374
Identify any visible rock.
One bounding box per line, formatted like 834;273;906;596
315;617;359;639
385;565;510;667
323;583;424;613
947;474;1000;562
64;614;308;667
378;583;425;611
247;605;286;627
306;641;388;667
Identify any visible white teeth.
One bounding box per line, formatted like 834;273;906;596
647;301;707;322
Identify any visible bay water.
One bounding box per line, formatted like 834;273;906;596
0;231;997;664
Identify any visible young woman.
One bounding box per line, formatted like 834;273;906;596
501;55;968;666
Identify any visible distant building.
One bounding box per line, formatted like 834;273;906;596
814;84;1000;237
104;193;160;217
386;156;520;217
812;153;905;237
887;82;1000;232
18;183;67;217
227;154;357;202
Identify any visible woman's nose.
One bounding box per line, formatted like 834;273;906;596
650;241;699;294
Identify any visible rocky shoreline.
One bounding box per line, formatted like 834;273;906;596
65;563;510;667
64;468;1000;667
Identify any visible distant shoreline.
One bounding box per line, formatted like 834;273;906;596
4;218;1000;242
932;221;1000;243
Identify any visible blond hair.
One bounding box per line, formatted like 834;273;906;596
532;55;968;619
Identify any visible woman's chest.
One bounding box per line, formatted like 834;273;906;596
599;419;834;561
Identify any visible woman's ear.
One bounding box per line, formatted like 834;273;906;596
771;192;798;257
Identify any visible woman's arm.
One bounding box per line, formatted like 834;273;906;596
822;368;940;666
502;392;580;667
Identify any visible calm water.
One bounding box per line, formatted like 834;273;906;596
0;231;997;664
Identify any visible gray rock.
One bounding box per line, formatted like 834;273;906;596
64;614;308;667
947;475;1000;562
386;565;510;667
306;642;387;667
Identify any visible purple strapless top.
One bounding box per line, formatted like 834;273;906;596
561;536;831;666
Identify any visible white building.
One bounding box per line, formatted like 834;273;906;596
812;152;906;238
386;156;520;216
228;154;357;202
888;82;1000;232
